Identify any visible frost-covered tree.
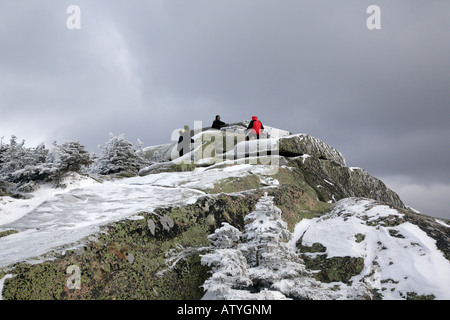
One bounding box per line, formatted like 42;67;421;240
238;193;310;290
33;143;49;164
91;133;149;175
45;140;92;183
206;222;242;248
0;136;94;190
0;136;9;167
0;136;50;183
201;223;252;299
239;193;293;268
201;194;343;300
201;248;252;299
0;135;27;177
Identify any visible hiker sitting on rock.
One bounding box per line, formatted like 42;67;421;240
211;115;226;130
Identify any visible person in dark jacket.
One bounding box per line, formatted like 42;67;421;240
211;115;225;130
177;126;194;157
246;116;264;140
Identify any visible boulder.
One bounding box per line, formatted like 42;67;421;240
139;143;176;162
278;134;346;166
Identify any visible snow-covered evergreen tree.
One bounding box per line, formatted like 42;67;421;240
201;193;345;300
201;223;252;299
206;222;242;248
45;140;92;183
0;136;93;189
91;133;149;175
240;193;292;268
201;248;252;299
0;136;50;183
238;193;313;294
0;135;27;178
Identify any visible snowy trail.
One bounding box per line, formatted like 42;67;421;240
0;165;274;269
0;179;204;268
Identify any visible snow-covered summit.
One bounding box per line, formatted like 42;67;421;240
0;123;449;300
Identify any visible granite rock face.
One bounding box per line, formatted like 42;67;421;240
278;134;346;167
288;156;405;209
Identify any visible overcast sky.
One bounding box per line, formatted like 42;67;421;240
1;1;449;219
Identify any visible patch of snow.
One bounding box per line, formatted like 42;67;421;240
292;197;450;300
0;173;98;226
0;163;277;268
301;154;311;164
406;206;422;214
435;219;450;228
224;138;279;159
127;215;145;221
0;274;15;300
259;176;279;186
287;133;307;140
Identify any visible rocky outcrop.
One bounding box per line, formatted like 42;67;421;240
278;134;346;166
138;161;196;176
0;188;322;300
2;123;445;300
139;143;175;163
287;156;405;209
138;120;291;166
137;129;405;210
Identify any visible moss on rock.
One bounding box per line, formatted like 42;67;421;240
205;174;262;194
355;233;366;243
301;254;365;285
0;230;19;238
1;212;211;300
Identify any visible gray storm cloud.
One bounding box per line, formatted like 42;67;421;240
0;1;449;218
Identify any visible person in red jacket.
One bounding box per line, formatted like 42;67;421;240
246;116;264;140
